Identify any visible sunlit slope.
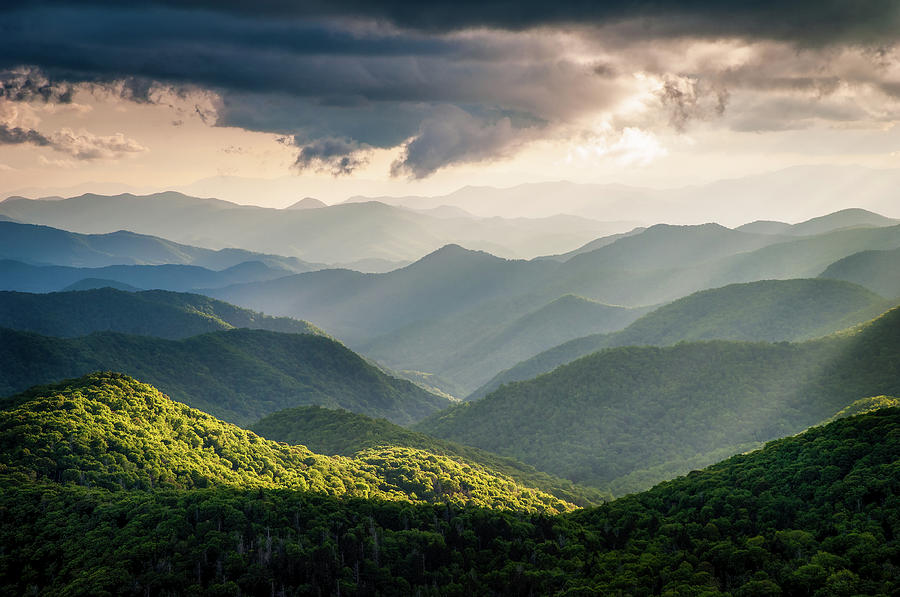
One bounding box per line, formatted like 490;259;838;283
0;328;450;425
252;405;609;506
3;405;898;594
472;278;892;399
362;293;647;394
0;288;323;339
420;305;900;494
0;372;569;513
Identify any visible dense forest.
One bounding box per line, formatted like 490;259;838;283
2;399;897;595
252;405;608;506
421;305;900;494
0;328;450;425
0;373;569;514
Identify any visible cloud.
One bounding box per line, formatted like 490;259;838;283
659;77;729;132
0;124;51;146
1;3;900;177
289;136;371;175
48;128;147;160
14;1;900;45
391;105;539;178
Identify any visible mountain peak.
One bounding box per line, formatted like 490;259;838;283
286;197;327;210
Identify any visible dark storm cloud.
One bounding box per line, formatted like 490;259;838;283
0;124;51;146
288;136;371;176
7;0;900;45
3;2;900;176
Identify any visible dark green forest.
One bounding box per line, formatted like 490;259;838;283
3;398;898;595
0;328;450;425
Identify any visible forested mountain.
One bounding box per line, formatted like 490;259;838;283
820;246;900;298
0;373;567;514
419;305;900;495
251;405;608;506
0;192;626;262
0;288;323;339
473;278;893;398
3;401;898;595
0;221;315;271
0;259;294;293
736;208;897;236
0;327;450;425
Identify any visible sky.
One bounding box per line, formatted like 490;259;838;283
3;1;900;207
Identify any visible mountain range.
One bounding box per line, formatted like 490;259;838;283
0;192;630;263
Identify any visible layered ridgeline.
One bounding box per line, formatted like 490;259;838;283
0;259;300;293
0;192;624;263
0;220;316;271
0;327;450;425
3;401;898;595
0;288;323;340
473;278;892;398
212;220;900;393
419;304;900;495
0;373;568;514
251;405;608;506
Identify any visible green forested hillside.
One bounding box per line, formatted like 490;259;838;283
421;305;900;494
251;405;608;506
0;373;568;514
0;288;323;339
0;327;450;425
820;246;900;298
472;278;892;398
2;406;898;595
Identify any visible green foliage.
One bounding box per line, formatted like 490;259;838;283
421;305;900;494
0;327;450;425
0;372;571;514
472;278;893;399
827;395;900;422
3;408;899;595
252;405;609;506
0;288;323;340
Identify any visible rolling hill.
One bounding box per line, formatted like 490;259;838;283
419;304;900;495
0;327;450;425
820;246;900;298
0;372;567;513
0;288;323;340
473;278;892;398
3;399;897;594
251;405;608;506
